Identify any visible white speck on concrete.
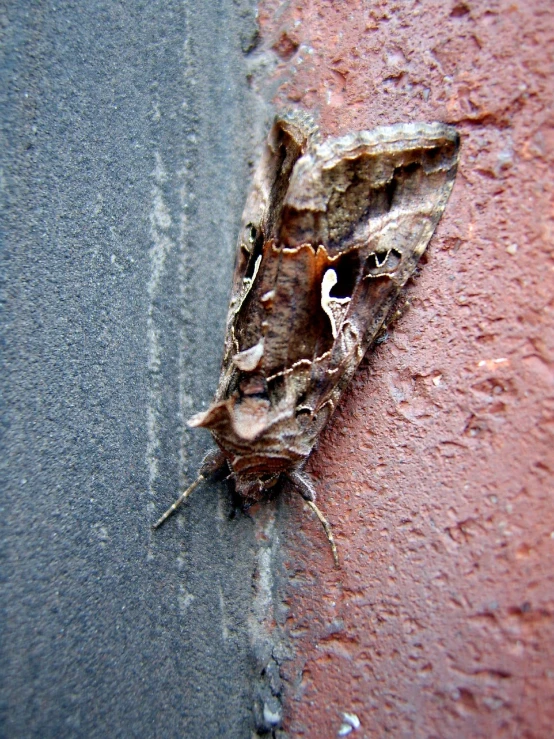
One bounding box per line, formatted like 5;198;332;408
177;586;195;614
263;702;282;726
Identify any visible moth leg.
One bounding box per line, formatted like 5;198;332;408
287;471;339;568
152;448;227;529
199;448;228;477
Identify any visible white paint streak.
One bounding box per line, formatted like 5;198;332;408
249;510;278;654
146;152;174;493
257;547;273;614
176;23;195;492
176;168;191;485
218;585;230;640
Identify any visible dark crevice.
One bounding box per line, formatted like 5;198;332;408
330;250;361;299
244;223;265;279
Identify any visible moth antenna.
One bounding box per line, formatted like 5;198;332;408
305;500;340;568
152;474;205;530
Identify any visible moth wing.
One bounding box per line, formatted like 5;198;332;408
220;118;311;376
192;122;459;465
276;122;460;418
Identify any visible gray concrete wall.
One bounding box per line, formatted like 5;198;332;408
1;2;268;736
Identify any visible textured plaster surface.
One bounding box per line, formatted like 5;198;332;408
1;2;264;736
255;1;554;736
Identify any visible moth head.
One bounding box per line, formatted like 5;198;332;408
234;472;280;503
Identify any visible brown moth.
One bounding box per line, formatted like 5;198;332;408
154;114;460;566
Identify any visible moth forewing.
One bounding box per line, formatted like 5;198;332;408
156;117;460;566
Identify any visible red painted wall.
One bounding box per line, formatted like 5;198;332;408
256;1;554;736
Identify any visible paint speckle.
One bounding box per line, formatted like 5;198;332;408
338;712;361;735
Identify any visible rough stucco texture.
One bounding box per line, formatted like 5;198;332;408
256;1;554;737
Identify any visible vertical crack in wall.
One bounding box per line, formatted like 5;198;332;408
249;504;293;737
235;18;303;737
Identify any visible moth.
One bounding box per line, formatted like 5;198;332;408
154;114;460;566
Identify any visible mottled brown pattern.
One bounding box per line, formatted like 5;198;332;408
188;117;459;505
